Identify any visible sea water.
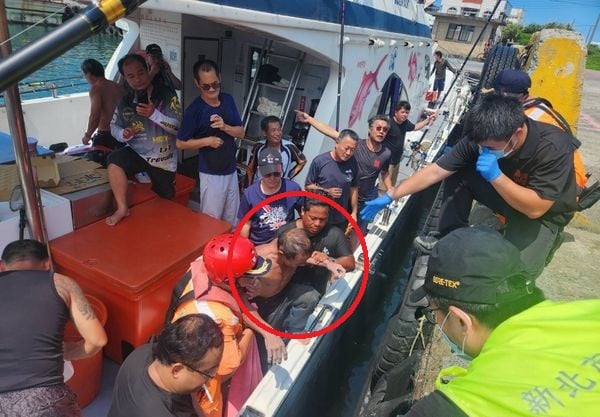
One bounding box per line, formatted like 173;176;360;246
1;23;121;105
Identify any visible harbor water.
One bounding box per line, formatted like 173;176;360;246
1;23;121;105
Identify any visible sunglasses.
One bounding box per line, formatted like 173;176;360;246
199;82;221;91
185;364;217;379
374;126;389;132
264;172;282;178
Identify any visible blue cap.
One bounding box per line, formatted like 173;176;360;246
493;69;531;94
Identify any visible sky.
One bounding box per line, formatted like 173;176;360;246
507;0;600;43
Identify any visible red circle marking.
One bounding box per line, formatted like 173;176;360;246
228;190;370;339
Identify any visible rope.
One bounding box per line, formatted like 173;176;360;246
0;6;70;47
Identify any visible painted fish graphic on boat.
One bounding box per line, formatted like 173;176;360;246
348;54;388;127
408;51;417;86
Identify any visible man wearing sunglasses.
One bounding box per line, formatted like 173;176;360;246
238;148;302;245
399;227;599;417
297;111;392;231
109;314;224;417
177;60;245;226
362;94;577;280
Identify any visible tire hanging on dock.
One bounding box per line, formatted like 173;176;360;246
477;45;520;91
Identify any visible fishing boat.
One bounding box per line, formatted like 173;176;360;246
0;1;471;416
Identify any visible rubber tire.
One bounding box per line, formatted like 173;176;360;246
478;45;520;91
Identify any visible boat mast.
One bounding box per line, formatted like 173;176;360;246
336;0;346;130
0;0;46;242
0;0;146;244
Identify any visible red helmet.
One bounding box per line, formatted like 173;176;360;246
203;234;270;284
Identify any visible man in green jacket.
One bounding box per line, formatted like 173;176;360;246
404;227;600;417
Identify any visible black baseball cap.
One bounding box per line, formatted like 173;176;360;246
145;44;163;57
258;148;283;177
410;227;533;305
493;69;531;94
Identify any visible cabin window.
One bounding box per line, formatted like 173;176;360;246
446;24;475;43
461;7;479;17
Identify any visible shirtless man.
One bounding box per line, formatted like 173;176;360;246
241;228;320;334
81;59;124;149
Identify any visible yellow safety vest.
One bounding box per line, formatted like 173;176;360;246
436;300;600;416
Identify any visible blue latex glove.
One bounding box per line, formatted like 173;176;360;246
476;148;502;182
360;193;393;221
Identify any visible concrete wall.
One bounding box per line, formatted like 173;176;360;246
524;29;587;132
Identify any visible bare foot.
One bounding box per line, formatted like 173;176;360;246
105;209;130;226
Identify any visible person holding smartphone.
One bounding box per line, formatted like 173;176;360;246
145;43;182;93
176;59;245;226
107;54;182;226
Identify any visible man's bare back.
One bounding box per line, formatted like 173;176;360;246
92;79;124;131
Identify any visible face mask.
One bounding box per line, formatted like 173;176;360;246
438;312;473;361
480;135;516;160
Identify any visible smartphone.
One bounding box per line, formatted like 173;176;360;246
136;90;148;105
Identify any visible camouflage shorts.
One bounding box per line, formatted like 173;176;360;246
0;384;81;417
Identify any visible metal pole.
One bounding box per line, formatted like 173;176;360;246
0;0;47;242
587;13;600;46
436;0;502;111
336;0;346;130
0;0;147;91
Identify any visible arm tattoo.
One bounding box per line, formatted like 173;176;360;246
55;274;96;321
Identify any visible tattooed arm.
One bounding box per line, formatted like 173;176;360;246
54;273;107;360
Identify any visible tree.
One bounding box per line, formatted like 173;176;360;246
523;24;542;34
501;23;522;43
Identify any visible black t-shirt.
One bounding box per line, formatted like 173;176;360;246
436;119;577;227
278;220;352;259
355;139;391;201
278;220;353;294
385;119;415;164
108;344;196;417
402;391;468;417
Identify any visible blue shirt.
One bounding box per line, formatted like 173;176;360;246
178;93;242;175
305;152;358;226
238;179;302;245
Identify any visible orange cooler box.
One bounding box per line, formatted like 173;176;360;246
51;198;230;362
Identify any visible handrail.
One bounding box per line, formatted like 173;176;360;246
0;0;147;247
0;0;146;92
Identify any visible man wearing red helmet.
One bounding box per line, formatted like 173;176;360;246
166;234;285;417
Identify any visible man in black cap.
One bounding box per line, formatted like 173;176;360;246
145;43;182;93
494;69;589;191
362;93;577;280
399;227;600;417
238;148;303;245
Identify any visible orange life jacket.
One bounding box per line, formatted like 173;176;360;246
522;97;588;189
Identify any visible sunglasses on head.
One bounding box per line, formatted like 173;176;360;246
199;82;221;91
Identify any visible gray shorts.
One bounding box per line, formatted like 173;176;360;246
0;384;81;417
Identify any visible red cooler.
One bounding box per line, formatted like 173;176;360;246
51;198;230;362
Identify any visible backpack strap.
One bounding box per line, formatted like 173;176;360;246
523;97;573;136
164;270;209;326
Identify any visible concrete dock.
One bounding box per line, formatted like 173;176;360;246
537;69;600;301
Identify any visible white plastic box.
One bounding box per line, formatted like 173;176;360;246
0;189;74;254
